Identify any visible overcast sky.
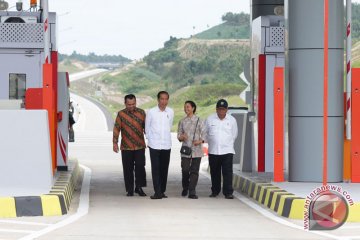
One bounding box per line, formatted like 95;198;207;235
49;0;250;59
5;1;360;59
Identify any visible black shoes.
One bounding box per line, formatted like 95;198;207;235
135;187;147;197
225;194;234;199
209;193;218;198
150;194;162;199
188;194;198;199
127;187;146;197
209;193;233;199
181;189;188;197
149;193;167;199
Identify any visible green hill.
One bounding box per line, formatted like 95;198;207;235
88;11;252;121
68;7;360;128
104;39;250;96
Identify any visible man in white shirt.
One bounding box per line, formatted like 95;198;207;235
145;91;174;199
206;99;238;199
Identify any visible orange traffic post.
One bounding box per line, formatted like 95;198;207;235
344;139;351;181
351;68;360;182
344;93;351;181
274;67;284;182
43;63;56;173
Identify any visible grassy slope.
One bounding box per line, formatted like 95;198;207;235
194;23;249;39
58;60;91;74
100;65;163;97
176;38;250;60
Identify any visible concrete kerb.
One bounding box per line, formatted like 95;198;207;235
0;160;80;218
208;164;360;222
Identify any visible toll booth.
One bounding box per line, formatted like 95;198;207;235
0;9;69;196
250;15;285;173
57;72;70;171
227;107;255;172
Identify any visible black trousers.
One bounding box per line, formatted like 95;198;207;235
208;154;234;196
149;148;171;195
121;149;146;193
181;157;201;195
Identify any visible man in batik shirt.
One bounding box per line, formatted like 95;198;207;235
113;94;147;197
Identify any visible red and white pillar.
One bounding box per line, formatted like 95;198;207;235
346;0;352;140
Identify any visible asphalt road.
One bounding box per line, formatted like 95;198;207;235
35;92;339;240
1;70;359;240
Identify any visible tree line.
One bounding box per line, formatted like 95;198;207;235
59;51;131;64
222;12;249;26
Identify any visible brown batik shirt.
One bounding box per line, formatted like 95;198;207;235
113;107;146;150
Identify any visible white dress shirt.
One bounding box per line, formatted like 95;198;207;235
145;106;174;150
206;113;238;155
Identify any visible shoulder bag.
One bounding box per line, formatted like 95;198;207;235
180;117;199;156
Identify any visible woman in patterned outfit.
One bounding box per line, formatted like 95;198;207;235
177;101;206;199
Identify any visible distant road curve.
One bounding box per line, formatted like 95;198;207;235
81;95;114;131
69;69;108;82
69;68;113;131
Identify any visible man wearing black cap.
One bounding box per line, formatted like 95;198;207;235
205;99;238;199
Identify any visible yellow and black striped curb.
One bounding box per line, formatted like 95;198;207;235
232;174;360;222
207;164;360;222
0;160;80;218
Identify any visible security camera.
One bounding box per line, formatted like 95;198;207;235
0;0;9;11
274;6;284;16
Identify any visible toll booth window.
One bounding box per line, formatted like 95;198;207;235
9;73;26;100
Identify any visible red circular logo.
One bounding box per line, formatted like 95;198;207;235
309;191;348;230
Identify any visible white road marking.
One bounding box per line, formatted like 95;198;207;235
342;225;360;229
0;229;35;234
0;220;51;226
18;164;91;240
199;161;355;240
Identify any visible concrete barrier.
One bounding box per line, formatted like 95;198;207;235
0;160;79;217
0;110;53;197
